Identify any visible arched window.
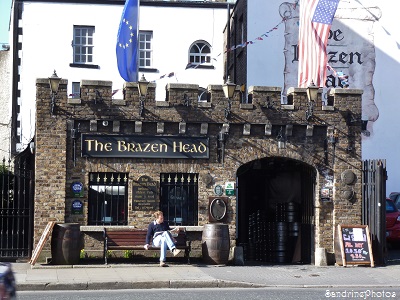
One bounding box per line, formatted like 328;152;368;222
189;41;212;66
198;87;208;102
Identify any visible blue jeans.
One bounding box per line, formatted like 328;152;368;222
152;231;176;262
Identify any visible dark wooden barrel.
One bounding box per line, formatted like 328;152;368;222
51;223;81;265
202;223;230;265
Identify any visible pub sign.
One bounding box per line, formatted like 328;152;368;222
81;134;209;159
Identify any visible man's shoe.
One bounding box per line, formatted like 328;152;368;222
160;261;168;267
172;248;181;256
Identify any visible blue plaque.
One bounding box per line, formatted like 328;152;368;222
71;182;84;197
71;200;83;215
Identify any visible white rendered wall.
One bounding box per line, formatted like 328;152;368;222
0;50;11;163
246;0;400;195
17;2;226;150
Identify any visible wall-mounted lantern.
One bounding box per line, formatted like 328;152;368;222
222;76;236;120
277;126;286;149
137;74;149;117
48;70;61;115
306;80;318;121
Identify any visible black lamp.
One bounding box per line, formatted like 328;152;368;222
217;131;228;165
222;76;236;119
48;70;61;115
137;74;149;116
277;126;286;149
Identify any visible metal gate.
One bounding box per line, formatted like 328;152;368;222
0;158;34;260
362;159;387;266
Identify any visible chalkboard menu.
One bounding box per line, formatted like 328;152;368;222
337;224;374;267
132;176;158;210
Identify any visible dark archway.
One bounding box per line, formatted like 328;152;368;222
236;157;316;264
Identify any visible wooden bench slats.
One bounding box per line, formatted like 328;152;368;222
104;228;191;265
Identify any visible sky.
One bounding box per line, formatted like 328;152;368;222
0;0;12;44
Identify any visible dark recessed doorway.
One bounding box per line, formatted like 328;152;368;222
236;157;316;264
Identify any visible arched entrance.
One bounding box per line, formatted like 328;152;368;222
236;157;316;264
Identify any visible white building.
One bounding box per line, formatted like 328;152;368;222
227;0;400;195
0;49;11;164
9;0;231;153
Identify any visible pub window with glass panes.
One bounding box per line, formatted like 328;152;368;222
160;173;198;226
72;26;94;64
139;31;152;68
88;172;128;225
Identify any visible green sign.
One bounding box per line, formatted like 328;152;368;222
225;189;235;196
225;181;235;196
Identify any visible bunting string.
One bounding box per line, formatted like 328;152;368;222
109;0;348;95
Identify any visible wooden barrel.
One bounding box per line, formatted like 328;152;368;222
202;223;230;265
51;223;81;265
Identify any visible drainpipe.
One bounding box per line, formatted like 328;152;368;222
226;3;231;80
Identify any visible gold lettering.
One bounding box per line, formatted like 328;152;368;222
85;139;95;151
198;142;207;153
118;141;127;152
104;143;112;151
85;139;112;152
160;143;168;152
172;141;180;152
127;142;136;152
182;143;190;152
143;143;151;152
151;144;158;152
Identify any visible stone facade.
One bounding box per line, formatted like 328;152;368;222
34;77;363;263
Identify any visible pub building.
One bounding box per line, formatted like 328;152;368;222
33;75;363;265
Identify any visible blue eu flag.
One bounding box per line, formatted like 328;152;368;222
116;0;139;82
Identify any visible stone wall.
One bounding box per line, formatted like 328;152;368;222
34;77;363;262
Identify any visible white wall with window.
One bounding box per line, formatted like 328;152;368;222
72;26;95;65
13;1;228;151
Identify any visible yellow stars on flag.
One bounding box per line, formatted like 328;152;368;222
118;19;135;50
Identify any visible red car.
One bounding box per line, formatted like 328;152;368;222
386;199;400;246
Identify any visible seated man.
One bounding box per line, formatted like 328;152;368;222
144;210;181;267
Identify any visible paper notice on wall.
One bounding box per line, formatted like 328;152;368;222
279;0;381;135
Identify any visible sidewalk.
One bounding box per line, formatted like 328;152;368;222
11;261;400;291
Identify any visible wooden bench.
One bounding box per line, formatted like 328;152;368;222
103;228;191;265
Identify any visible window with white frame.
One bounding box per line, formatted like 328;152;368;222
72;26;94;64
189;41;211;66
139;31;153;68
71;82;80;99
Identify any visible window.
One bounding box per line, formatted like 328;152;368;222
198;87;208;102
88;172;128;225
139;31;153;68
72;26;94;64
71;82;80;99
160;173;198;226
189;41;211;66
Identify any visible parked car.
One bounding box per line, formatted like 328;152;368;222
388;192;400;210
0;263;16;300
386;198;400;247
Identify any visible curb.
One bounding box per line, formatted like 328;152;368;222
16;280;266;291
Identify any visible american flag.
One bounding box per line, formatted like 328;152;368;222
298;0;340;87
